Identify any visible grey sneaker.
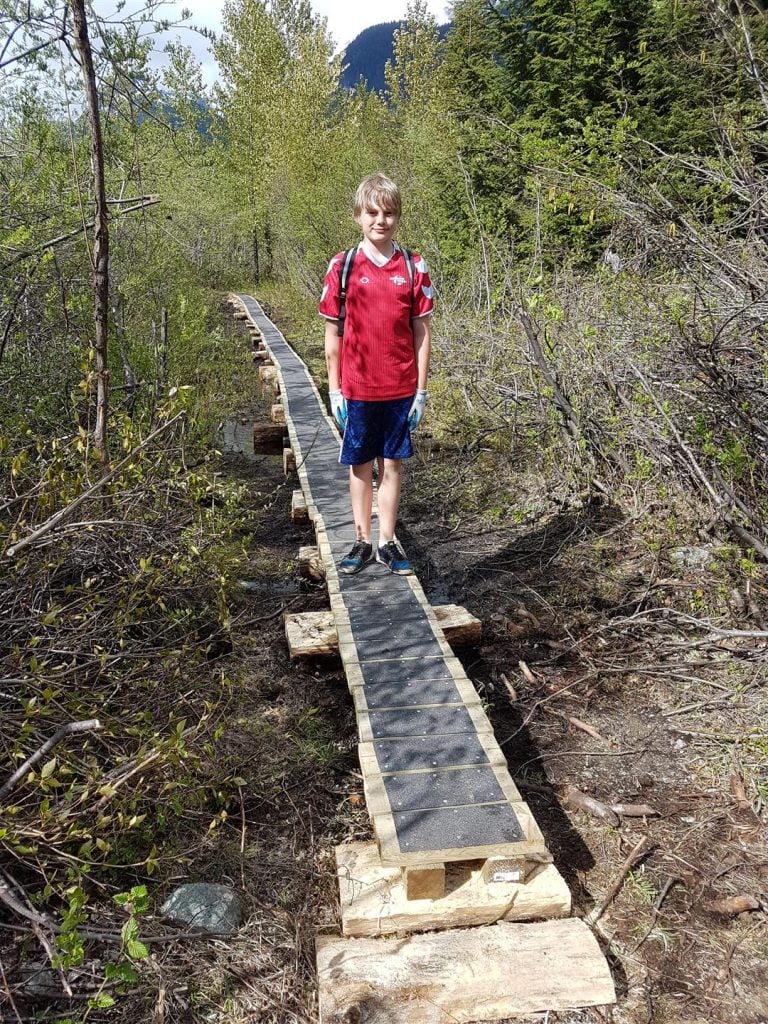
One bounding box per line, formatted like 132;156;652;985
339;540;373;575
376;540;412;575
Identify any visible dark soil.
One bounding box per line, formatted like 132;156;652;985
91;304;766;1024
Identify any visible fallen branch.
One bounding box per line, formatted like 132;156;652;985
704;894;761;916
586;835;652;926
565;787;620;827
0;719;103;802
568;716;606;743
610;803;660;818
4;411;184;558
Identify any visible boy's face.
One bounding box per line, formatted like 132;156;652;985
356;200;399;250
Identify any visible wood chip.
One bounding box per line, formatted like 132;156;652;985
610;803;660;818
703;895;760;916
568;716;606;743
500;672;517;702
564;788;620;827
729;772;751;811
518;660;537;686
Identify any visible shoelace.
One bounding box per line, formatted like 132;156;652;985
347;541;370;559
381;541;406;561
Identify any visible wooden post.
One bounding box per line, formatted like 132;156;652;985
253;423;288;454
291;490;309;522
403;864;445;901
283;446;296;475
271;403;286;425
298;546;325;580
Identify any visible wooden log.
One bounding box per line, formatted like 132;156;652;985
291;489;309;522
252;423;288;454
252;349;270;364
259;365;279;394
284;607;479;659
403;863;445;901
433;603;482;645
336;843;570;938
271;402;285;425
482;855;529;884
298;545;325;580
316;918;615;1023
285;609;336;659
283;447;296;475
233;311;249;321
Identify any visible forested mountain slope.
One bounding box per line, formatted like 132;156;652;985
2;1;768;1021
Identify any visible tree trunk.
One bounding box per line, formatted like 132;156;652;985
70;0;110;467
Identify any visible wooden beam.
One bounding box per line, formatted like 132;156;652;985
336;843;570;938
284;607;480;658
253;423;288;454
298;546;324;580
403;863;445;901
283;447;296;475
271;402;285;425
433;603;481;645
285;609;336;659
291;489;309;522
316;918;615;1023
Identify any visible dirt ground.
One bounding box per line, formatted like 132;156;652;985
214;307;768;1024
37;306;761;1024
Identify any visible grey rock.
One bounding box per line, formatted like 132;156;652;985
161;883;243;935
21;961;64;999
669;545;715;570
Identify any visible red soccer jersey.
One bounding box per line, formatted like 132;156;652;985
319;244;434;401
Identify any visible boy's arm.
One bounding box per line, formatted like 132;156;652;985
412;315;432;390
324;319;342;392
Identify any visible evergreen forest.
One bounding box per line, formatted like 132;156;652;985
2;1;768;1021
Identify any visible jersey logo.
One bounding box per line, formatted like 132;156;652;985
360;276;370;284
390;274;407;286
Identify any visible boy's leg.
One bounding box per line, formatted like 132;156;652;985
339;460;374;575
349;460;374;541
376;458;401;542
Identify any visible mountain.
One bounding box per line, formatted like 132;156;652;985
340;21;451;93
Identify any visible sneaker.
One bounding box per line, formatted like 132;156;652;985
339;540;372;575
376;540;412;575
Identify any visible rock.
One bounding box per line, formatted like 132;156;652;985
669;545;715;570
161;883;243;935
21;961;64;999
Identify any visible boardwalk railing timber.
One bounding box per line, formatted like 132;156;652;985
230;294;616;1024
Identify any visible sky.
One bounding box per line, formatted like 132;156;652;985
93;0;451;88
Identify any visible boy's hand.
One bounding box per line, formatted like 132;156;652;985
329;389;347;431
408;389;427;431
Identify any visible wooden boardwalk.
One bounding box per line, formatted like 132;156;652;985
232;294;615;1022
235;293;549;873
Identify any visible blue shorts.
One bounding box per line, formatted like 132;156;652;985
340;397;414;466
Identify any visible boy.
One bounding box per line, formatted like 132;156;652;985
319;173;433;575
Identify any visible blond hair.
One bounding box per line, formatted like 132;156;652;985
353;173;402;218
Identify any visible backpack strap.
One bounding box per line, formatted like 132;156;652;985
337;245;358;337
394;243;416;316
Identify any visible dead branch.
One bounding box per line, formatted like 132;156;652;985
586;835;652;926
2;197;161;271
568;716;606;743
0;719;103;803
565;787;620;827
4;411;184;558
610;803;660;818
704;894;761;916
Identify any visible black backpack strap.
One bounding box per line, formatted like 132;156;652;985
394;243;416;315
337;245;357;336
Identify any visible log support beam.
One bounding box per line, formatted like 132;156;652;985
284;607;480;659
